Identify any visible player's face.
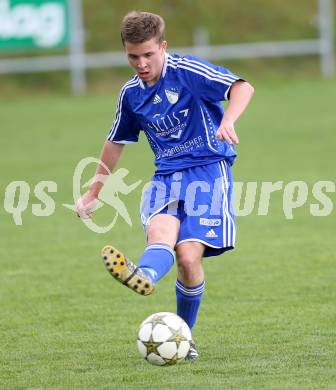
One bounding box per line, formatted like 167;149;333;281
125;38;167;86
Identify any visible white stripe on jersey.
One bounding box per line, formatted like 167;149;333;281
183;57;239;82
167;62;232;87
168;56;238;83
167;56;238;85
107;76;140;141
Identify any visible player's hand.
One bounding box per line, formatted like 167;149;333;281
76;191;99;219
216;119;239;144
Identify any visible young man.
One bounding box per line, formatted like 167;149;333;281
76;11;254;361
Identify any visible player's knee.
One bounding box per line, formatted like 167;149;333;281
177;255;199;275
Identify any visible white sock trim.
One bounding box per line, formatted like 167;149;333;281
176;279;205;296
146;243;175;261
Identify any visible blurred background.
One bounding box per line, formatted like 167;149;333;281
0;0;334;94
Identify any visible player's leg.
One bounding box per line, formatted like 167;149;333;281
175;241;205;329
175;241;205;361
137;213;179;282
102;213;179;295
176;241;205;286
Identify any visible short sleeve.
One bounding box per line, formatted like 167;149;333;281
177;56;241;102
107;87;141;144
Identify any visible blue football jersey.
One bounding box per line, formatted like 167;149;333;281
107;53;241;174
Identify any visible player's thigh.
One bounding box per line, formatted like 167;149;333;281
147;213;180;247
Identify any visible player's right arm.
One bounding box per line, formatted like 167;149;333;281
76;141;124;219
76;80;140;219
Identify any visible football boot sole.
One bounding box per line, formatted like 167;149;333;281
101;245;154;296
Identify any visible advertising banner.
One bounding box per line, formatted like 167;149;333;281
0;0;69;51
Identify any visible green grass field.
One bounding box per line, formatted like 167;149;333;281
1;78;336;389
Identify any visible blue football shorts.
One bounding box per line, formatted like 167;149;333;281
140;160;236;257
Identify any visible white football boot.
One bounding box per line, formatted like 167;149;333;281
185;340;199;361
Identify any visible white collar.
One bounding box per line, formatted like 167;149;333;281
161;52;169;78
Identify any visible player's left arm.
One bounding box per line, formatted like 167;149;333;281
216;80;254;144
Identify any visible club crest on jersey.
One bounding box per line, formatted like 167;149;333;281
165;88;179;104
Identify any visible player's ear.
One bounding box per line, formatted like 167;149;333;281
161;40;167;50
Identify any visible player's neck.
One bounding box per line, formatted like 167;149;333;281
146;77;161;87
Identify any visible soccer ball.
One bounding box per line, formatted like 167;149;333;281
137;312;192;366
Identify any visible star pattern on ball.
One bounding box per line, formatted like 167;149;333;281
150;315;167;326
142;329;164;356
167;326;187;348
142;340;162;355
164;354;179;365
138;313;192;365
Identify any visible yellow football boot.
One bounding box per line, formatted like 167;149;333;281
101;245;154;296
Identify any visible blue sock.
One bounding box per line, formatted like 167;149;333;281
176;279;205;330
138;243;175;283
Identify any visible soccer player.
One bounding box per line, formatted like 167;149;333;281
76;11;254;361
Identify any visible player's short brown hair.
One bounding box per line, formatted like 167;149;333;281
121;11;165;45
